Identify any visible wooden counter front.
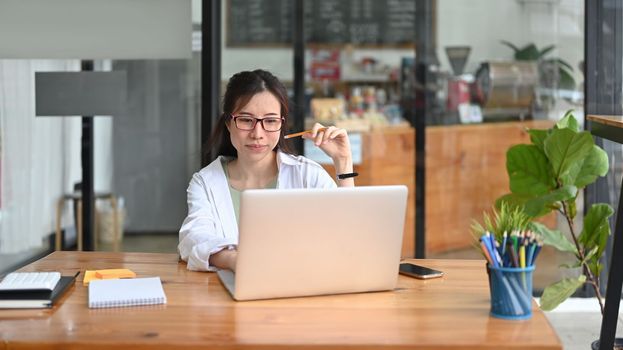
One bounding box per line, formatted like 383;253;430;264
0;251;562;350
324;120;555;257
427;120;556;253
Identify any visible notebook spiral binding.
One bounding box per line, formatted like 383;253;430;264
89;296;167;309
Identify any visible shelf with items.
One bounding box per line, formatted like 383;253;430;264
304;47;412;129
305;78;406;133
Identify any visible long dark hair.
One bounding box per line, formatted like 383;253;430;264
203;69;294;164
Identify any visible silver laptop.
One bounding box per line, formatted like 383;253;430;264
217;185;408;301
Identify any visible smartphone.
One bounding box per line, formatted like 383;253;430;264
399;263;444;279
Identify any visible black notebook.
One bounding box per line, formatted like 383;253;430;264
0;272;78;309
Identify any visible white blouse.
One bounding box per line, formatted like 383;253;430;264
178;151;336;271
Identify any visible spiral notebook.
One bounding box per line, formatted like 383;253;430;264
88;277;166;308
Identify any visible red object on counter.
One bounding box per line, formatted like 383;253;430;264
447;77;470;111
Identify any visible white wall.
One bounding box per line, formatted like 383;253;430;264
0;59;114;254
437;0;525;74
0;60;83;253
437;0;584;81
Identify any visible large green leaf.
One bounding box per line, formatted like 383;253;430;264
496;193;530;213
579;203;614;260
555;111;580;132
528;128;549;152
556;109;583;184
564;161;584;190
497;193;553;218
574;145;609;189
496;193;532;209
507;144;555;196
524;185;577;217
544;129;594;185
540;275;586;311
529;222;577;253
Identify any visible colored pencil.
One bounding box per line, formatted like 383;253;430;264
284;127;328;139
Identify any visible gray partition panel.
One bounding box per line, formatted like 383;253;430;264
0;0;191;59
35;71;127;116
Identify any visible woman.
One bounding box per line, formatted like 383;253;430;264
178;69;355;271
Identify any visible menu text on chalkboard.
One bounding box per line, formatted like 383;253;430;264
227;0;416;47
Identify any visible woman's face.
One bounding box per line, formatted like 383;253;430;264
227;91;282;163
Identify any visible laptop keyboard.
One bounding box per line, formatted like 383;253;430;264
0;272;61;291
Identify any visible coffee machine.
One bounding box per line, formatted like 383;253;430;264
473;61;538;120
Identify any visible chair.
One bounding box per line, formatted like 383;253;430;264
55;193;120;252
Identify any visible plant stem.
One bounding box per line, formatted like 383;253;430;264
561;201;605;315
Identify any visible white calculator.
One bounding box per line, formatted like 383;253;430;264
0;272;61;291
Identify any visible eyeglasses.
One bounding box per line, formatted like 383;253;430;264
231;115;284;132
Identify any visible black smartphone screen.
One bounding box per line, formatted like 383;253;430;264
399;263;443;279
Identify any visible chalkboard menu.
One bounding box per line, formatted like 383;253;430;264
227;0;416;46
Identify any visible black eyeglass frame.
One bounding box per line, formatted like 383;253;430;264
230;115;285;132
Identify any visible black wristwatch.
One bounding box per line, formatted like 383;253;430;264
336;172;359;180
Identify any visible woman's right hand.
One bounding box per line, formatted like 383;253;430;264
209;247;237;271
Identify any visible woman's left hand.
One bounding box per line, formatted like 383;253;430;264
302;123;352;162
303;123;355;187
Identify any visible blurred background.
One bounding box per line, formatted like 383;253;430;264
1;0;621;306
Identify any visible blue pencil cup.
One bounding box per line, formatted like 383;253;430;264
487;264;535;320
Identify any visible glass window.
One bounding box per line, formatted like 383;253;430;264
430;0;585;293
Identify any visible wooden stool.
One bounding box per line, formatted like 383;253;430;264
55;193;120;252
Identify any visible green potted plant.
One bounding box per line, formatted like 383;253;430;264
498;110;623;349
495;110;612;315
473;109;623;348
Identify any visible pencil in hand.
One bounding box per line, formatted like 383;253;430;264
284;127;328;139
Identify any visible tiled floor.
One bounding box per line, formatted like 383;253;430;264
543;298;623;350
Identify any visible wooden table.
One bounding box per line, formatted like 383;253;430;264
0;252;562;349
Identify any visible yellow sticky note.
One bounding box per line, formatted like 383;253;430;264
94;269;136;279
83;269;136;286
83;270;98;286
